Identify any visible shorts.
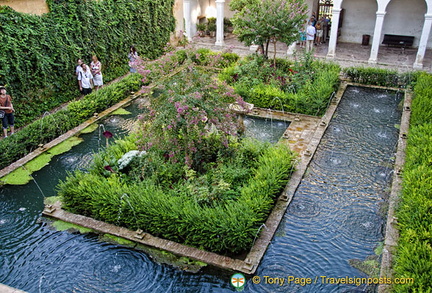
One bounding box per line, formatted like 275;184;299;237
2;113;14;129
93;74;103;86
81;87;92;95
317;30;323;37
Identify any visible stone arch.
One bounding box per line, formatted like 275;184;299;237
383;0;427;48
338;0;377;45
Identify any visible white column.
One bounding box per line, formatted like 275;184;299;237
183;0;192;41
215;0;225;46
368;11;386;64
326;8;342;59
414;14;432;69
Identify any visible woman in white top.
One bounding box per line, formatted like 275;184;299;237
90;55;103;90
78;64;93;95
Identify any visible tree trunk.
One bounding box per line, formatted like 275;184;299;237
265;39;270;58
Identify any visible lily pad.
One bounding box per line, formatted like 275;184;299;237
111;108;131;115
101;234;135;246
0;167;32;185
1;153;52;185
48;136;83;156
44;196;63;205
80;123;99;134
25;153;52;172
52;220;93;233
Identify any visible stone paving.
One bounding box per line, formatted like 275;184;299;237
194;34;432;72
0;283;27;293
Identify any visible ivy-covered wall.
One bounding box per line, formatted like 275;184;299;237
0;0;175;126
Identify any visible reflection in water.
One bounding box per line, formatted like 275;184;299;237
0;86;402;292
255;86;402;292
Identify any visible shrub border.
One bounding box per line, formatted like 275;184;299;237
0;65;187;180
41;80;349;275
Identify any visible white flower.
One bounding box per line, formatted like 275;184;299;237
117;150;146;170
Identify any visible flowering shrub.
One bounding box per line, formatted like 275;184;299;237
230;0;307;62
57;60;297;254
137;68;244;167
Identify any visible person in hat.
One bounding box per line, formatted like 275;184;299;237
0;86;15;137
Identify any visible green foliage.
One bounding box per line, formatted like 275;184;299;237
410;72;432;127
0;74;142;170
0;0;175;126
342;67;420;88
189;48;240;68
58;136;296;254
394;73;432;292
230;0;307;59
137;68;242;167
220;54;340;116
58;65;294;253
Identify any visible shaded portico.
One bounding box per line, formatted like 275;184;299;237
194;34;432;72
327;0;432;69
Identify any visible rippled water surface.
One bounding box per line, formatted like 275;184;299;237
253;86;402;292
244;116;290;143
1;87;402;292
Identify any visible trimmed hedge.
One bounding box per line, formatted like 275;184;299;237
219;56;340;116
342;67;420;88
0;73;142;170
393;72;432;292
0;0;175;126
58;138;296;254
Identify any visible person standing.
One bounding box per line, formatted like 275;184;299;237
323;15;330;43
0;86;15;138
299;20;308;48
315;17;324;45
75;58;83;90
128;46;139;73
306;21;316;52
90;55;103;90
78;64;93;95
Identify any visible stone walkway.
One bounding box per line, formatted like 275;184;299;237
194;34;432;72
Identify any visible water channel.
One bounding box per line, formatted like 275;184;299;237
0;86;402;292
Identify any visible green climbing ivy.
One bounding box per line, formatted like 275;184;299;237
0;0;175;126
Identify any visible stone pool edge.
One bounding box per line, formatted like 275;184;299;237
378;89;411;293
42;82;349;275
0;65;187;180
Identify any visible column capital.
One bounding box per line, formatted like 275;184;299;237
332;8;342;13
425;14;432;20
376;11;386;17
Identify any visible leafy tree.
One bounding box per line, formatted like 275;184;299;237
230;0;307;64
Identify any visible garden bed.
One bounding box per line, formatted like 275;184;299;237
56;67;297;256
